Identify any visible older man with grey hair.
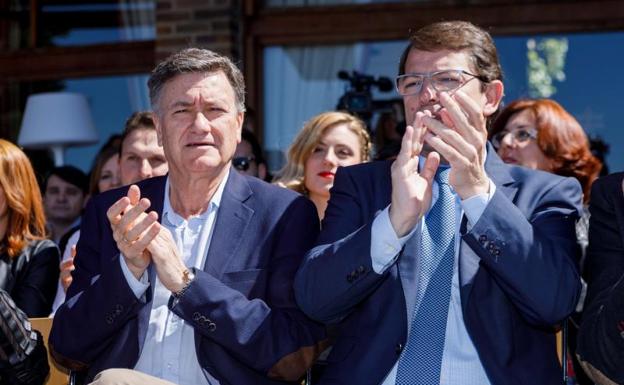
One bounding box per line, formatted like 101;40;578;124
50;48;326;385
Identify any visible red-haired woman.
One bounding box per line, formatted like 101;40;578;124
490;98;601;204
489;99;601;385
0;139;59;385
0;139;59;316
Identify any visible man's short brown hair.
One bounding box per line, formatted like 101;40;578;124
398;20;503;84
119;111;155;156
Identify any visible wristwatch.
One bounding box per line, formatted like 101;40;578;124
172;268;195;299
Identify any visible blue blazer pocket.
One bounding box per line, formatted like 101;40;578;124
221;268;266;297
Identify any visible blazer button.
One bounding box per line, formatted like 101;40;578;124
395;343;403;354
207;322;217;332
494;249;501;256
358;265;365;274
346;274;354;283
479;235;487;244
193;312;202;321
105;315;114;325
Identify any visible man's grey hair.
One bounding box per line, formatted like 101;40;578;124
148;48;246;113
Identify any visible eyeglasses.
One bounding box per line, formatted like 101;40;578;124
232;156;255;171
395;69;484;96
491;128;538;149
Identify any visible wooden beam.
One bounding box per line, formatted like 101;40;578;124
40;10;154;29
248;1;624;46
0;40;155;80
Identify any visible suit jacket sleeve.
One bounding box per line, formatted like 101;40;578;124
50;195;148;369
577;174;624;384
461;175;582;326
168;195;326;381
295;165;392;324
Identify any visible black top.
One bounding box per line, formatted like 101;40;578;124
577;172;624;384
0;239;60;317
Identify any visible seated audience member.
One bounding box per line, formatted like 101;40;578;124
490;99;602;385
374;110;402;160
88;135;122;196
51;135;123;314
233;129;269;180
50;47;326;385
0;139;59;316
294;21;582;385
0;139;60;384
0;290;49;385
42;166;88;243
274;111;371;220
576;173;624;385
118;111;168;185
490;98;601;211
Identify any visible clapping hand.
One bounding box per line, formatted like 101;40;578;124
389;112;441;237
106;185;160;279
421;90;490;200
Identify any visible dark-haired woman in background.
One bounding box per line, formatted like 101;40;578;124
489;98;601;385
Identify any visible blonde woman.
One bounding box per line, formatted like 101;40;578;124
275;111;371;220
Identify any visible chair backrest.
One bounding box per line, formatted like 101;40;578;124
29;317;70;385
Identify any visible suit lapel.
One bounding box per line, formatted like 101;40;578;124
203;169;254;278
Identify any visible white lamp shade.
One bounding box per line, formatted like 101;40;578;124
18;92;99;148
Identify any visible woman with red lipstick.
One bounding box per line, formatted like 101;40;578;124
275;111;371;220
489;99;601;385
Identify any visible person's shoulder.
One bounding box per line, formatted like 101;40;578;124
92;176;167;208
22;239;59;261
242;173;301;201
506;163;578;191
589;172;624;205
342;159;392;176
592;172;624;192
28;238;57;252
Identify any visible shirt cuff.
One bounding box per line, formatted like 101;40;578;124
460;178;497;227
370;206;419;274
119;255;149;300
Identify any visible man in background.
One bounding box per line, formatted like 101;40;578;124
119;111;169;185
42;166;88;243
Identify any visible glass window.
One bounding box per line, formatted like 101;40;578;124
6;74;149;178
263;32;624;172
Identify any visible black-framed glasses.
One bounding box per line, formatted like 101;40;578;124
491;128;538;149
232;156;255;171
395;69;484;96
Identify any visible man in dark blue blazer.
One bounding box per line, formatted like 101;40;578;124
50;48;325;385
295;21;582;385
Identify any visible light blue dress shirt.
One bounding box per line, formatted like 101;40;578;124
120;172;229;385
372;163;494;385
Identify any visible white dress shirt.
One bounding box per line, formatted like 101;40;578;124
373;163;495;385
120;171;229;385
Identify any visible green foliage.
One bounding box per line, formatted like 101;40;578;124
526;37;568;98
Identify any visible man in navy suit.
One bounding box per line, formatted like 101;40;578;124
50;48;325;385
295;21;582;385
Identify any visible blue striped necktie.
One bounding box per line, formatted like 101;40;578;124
396;167;455;385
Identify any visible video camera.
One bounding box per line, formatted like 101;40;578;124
336;70;394;124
